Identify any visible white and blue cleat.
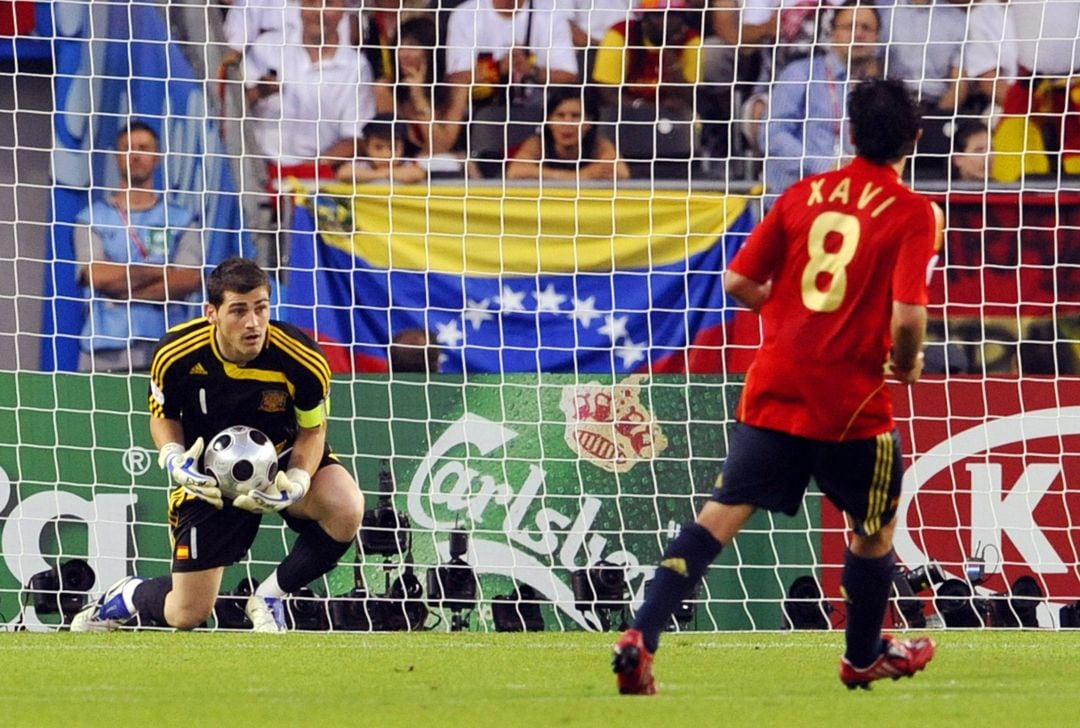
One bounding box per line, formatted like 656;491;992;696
69;576;143;632
245;594;287;633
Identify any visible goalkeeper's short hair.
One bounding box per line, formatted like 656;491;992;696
848;79;921;165
207;257;271;307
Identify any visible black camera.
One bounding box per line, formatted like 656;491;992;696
426;562;478;611
904;562;947;593
782;575;832;630
572;561;628;631
492;584;545;632
359;464;411;558
26;559;96;618
213;577;256;630
287;586;329;631
329;586;375;632
934;578;990;627
990;575;1043;628
426;530;478;631
571;561;626;611
329;569;426;632
367;566;427;631
891;562;947;628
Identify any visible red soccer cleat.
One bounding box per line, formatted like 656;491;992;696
613;628;657;695
839;635;937;690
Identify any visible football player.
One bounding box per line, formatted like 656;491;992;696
73;257;365;633
613;78;942;694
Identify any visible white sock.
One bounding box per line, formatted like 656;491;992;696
254;572;285;599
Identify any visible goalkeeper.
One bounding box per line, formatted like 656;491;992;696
613;79;943;694
72;257;365;633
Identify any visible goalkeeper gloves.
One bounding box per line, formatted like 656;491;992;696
233;467;311;514
159;438;223;510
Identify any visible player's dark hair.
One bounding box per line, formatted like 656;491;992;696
390;328;440;373
952;118;988;153
848;78;920;165
364;112;405;147
117;120;159;147
835;0;880;27
207;257;270;307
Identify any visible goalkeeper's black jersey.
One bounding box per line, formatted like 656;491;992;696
148;317;331;452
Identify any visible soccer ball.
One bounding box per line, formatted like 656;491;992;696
203;425;279;498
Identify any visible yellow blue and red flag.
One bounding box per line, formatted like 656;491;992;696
280;185;754;374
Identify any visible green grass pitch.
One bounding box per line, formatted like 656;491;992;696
3;631;1079;726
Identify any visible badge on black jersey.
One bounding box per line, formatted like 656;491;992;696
258;390;288;414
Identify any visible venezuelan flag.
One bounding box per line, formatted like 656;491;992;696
280;185;754;374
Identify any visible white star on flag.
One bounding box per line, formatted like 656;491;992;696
435;319;464;348
497;286;527;313
463;297;495;330
571;295;603;328
598;314;629;343
533;283;568;312
615;338;647;368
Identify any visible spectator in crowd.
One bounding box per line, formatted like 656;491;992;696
74;121;204;373
374;15;469;162
505;86;630;180
559;0;634;49
244;0;375;183
697;0;783;160
444;0;580;115
390;328;442;373
220;0;358;71
961;0;1015;113
763;0;881;198
972;0;1080;182
337;113;427;183
884;0;970;179
951;119;991;182
591;0;706;117
357;0;436;81
735;0;849;84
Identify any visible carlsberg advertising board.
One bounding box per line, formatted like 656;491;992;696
0;373;820;631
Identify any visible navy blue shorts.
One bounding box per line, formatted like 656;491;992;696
712;423;904;536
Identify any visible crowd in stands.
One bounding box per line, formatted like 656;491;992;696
204;0;1080;195
71;0;1080;370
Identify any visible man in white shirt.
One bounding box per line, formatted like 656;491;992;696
444;0;579;112
885;0;967;113
225;0;301;52
244;0;374;175
221;0;357;70
557;0;634;47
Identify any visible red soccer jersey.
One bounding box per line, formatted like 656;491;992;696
729;157;939;441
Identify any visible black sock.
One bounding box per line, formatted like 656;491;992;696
633;523;723;653
842;548;894;668
132;576;172;626
277;524;353;594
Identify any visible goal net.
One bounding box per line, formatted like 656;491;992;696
0;0;1078;633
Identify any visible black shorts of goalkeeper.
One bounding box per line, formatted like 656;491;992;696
712;423;903;537
168;448;339;571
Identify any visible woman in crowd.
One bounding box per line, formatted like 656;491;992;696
951;120;991;182
505;86;629;181
374;15;467;163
